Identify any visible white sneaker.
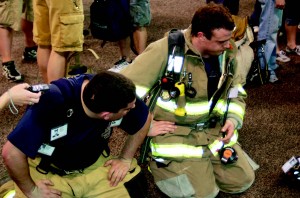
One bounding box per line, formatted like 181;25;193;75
269;74;279;83
108;57;132;73
276;50;291;63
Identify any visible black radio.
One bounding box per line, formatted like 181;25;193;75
27;84;50;93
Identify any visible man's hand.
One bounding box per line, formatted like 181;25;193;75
28;179;61;198
219;119;235;143
104;157;132;187
148;120;177;137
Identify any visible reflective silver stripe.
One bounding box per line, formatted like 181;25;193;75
157;98;209;115
136;86;149;98
150;140;204;158
228;102;245;119
209;130;239;156
151;130;239;159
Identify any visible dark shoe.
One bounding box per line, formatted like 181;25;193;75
285;46;300;56
22;46;37;62
108;57;132;73
2;61;24;82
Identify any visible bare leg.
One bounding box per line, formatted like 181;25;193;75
47;50;68;83
21;19;36;48
285;23;297;49
0;27;13;63
118;37;131;62
37;46;51;83
132;27;147;54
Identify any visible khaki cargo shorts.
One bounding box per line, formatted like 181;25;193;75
0;0;34;31
33;0;84;52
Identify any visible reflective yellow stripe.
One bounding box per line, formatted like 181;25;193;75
4;190;16;198
209;130;239;156
237;84;247;96
157;98;209;115
151;130;238;159
228;102;245;119
136;86;150;98
150;140;204;158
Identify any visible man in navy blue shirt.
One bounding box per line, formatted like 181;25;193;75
2;71;151;198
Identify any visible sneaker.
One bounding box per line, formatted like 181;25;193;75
2;61;24;82
285;45;300;56
269;74;278;83
22;46;37;62
108;57;132;73
253;26;259;33
276;50;291;63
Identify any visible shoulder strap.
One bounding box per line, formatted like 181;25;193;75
36;79;77;174
139;29;185;164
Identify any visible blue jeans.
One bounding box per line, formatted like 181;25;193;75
257;0;283;73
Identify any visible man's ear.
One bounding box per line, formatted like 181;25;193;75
99;112;112;120
197;32;206;40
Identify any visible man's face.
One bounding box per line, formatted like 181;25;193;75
201;28;232;57
107;98;136;121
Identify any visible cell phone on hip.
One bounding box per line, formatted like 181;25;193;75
27;84;50;93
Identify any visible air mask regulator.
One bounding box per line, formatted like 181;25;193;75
219;132;238;165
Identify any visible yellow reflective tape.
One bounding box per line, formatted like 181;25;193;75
208;130;238;156
135;86;150;98
150;131;238;159
4;190;16;198
208;140;224;156
150;141;204;158
228;103;245;118
224;130;239;147
237;84;247;95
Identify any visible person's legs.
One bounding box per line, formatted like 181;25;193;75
37;46;51;83
285;24;298;51
132;26;147;54
47;51;68;83
21;18;37;61
118;37;131;62
0;27;13;63
0;27;23;82
213;144;255;193
109;37;132;72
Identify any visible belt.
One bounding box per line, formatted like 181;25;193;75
36;164;84;176
176;117;219;131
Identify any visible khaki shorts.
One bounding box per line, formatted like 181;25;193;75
150;144;255;198
33;0;84;52
14;155;141;198
0;0;34;31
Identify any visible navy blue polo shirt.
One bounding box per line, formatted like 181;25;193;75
7;74;149;170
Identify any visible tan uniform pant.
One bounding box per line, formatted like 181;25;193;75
150;144;255;198
14;155;141;198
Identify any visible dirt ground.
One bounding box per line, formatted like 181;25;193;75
1;0;300;197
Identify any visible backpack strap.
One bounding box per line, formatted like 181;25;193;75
139;29;185;164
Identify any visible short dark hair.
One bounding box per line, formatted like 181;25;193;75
191;3;235;39
83;71;136;113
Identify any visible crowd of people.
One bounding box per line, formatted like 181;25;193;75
0;0;299;197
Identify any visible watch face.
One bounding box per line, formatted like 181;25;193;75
160;90;171;101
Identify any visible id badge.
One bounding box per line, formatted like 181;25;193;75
51;123;68;141
109;118;123;127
